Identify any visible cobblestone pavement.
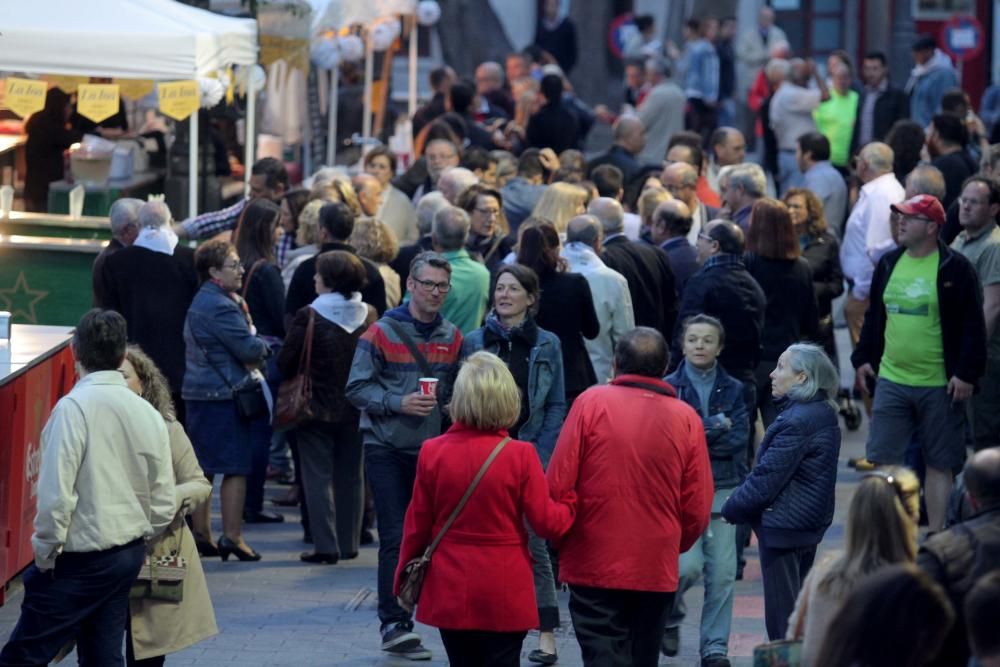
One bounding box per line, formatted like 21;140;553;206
0;335;871;666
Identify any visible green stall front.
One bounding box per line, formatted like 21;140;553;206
0;212;108;326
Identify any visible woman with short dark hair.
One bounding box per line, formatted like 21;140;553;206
458;184;515;275
278;251;375;564
184;240;270;561
744;198;819;426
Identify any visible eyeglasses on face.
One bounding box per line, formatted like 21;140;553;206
413;278;452;293
222;260;243;271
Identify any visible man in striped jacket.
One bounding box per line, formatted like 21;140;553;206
347;251;463;661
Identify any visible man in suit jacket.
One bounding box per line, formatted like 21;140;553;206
851;51;910;155
661;162;719;246
92;198;142;307
101;201;198;420
590;197;678;344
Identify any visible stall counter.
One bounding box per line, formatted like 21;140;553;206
0;325;75;604
0;234;104;326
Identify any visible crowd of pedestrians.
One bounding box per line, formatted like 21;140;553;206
4;8;1000;667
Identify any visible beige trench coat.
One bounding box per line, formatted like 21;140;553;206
129;420;218;659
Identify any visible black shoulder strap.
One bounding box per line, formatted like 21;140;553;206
187;314;236;390
382;317;434;378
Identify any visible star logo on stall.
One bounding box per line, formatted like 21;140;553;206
0;272;48;323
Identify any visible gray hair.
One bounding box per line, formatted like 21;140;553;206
765;58;791;83
416;191;449;236
108;198;143;240
587;197;625;236
645;56;671;78
438;167;479;204
566;214;602;246
728;163;767;198
905;165;946;200
410;250;452;280
784;343;839;408
432;206;470;251
137;200;171;229
860;142;895;174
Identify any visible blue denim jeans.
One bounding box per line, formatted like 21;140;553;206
776;150;803;197
0;539;145;666
665;489;738;659
365;445;419;628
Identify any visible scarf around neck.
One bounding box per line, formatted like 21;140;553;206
310;292;369;332
133;225;179;255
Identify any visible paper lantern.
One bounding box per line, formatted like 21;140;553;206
199;77;225;108
370;22;396;52
311;36;340;70
416;0;441;26
338;34;365;62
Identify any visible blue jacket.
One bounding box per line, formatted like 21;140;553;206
463;318;566;465
721;393;841;549
907;50;959;128
665;360;749;489
182;281;269;401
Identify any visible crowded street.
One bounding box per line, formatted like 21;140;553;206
2;1;1000;666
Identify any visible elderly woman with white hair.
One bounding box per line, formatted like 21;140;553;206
721;343;842;641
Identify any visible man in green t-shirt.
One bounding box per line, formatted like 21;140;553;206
853;194;987;531
813;64;859;169
951;177;1000;451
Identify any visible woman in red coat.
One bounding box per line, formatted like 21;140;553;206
394;351;577;667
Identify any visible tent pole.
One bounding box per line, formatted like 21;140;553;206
362;28;374;157
189;109;199;219
327;67;339;166
408;16;418;119
244;83;256;196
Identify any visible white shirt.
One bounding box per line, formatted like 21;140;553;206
561;242;636;383
769;83;821;151
687;201;711;246
623;212;641;241
32;371;174;569
839;172;905;299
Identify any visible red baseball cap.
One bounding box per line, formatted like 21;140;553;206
890;194;946;226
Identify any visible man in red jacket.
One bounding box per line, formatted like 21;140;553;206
547;327;714;667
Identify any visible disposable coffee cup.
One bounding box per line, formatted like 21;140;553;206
418;377;438;397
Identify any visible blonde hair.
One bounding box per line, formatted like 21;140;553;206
297;199;325;247
310;177;363;217
638;188;672;228
349;217;400;264
447;352;521;431
818;466;920;598
531;182;587;235
125;345;175;421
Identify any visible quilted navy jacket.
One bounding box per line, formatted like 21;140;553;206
721;393;841;549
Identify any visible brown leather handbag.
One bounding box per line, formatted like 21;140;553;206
397;436;511;613
273;308;315;431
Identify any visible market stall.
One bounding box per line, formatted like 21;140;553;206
0;324;75;604
3;0;259;219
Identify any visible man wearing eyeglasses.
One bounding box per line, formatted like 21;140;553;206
346;251;464;661
951;177;1000;452
853;194;987;532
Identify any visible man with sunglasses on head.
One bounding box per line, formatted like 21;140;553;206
853;194;986;533
347;251;464;662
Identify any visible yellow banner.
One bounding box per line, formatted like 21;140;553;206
77;84;120;124
43;74;88;94
114;78;155;100
158;80;200;121
260;34;310;73
5;78;47;118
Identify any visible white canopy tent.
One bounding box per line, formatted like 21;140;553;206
307;0;417;166
2;0;259;217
